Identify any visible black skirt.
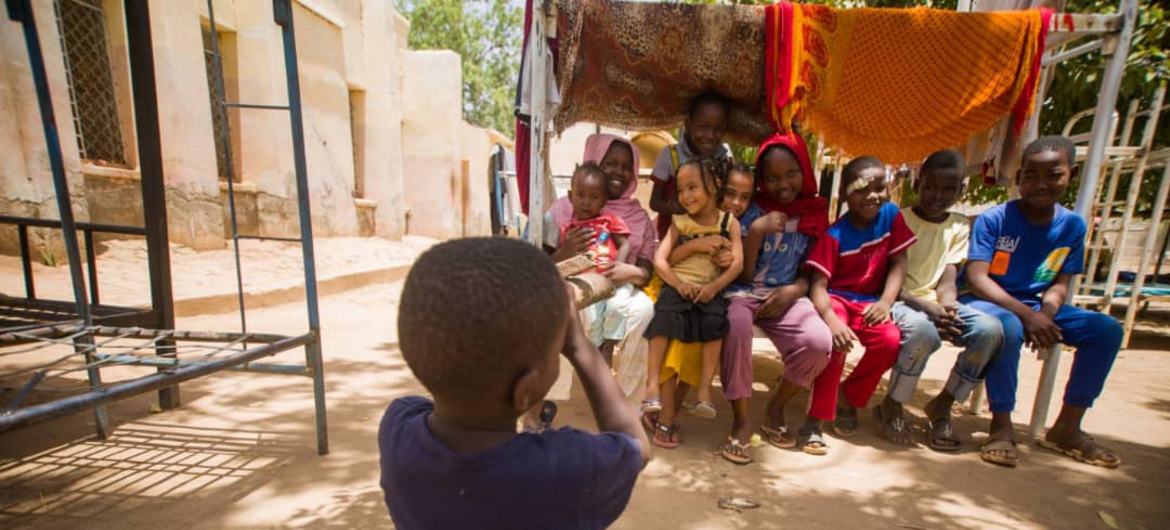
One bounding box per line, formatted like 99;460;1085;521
644;283;729;343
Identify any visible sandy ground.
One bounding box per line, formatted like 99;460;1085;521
0;236;436;308
1;281;1168;529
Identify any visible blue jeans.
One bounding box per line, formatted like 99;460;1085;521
888;302;1003;403
961;297;1122;414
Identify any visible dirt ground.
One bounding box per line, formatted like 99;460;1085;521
1;280;1168;529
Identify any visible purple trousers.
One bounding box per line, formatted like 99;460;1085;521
720;296;833;402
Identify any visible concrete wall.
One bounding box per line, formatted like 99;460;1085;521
0;0;501;260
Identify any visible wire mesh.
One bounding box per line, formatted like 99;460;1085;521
54;0;125;165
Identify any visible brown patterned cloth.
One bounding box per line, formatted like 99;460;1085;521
554;0;775;144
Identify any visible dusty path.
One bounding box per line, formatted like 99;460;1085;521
1;281;1168;529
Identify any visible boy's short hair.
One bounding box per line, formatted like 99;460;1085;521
687;90;731;120
398;238;568;402
571;161;607;187
841;156;886;192
919;149;966;181
1023;135;1076;165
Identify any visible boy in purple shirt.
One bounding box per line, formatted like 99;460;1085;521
380;238;651;529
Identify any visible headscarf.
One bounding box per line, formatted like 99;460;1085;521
549;134;658;263
753;131;829;237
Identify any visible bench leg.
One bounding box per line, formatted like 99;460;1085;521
1029;346;1062;440
967;385;984;415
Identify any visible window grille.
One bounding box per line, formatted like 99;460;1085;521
55;0;126;165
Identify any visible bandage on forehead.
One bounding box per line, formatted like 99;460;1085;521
844;166;892;195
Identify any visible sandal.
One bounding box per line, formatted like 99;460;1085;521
872;405;915;447
833;403;858;437
652;422;681;449
1036;431;1121;469
641;398;663;413
980;438;1019;468
641;410;659;432
797;430;829;456
720;437;753;465
690;401;717;419
927;417;961;453
759;423;797;449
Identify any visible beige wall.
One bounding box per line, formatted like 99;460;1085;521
1;0;502;260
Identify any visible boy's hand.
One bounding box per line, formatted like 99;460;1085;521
698;235;731;254
695;283;720;304
1022;310;1062;349
751;212;788;235
828;318;858;353
862;300;892;326
602;262;644;285
677;283;700;300
712;247;733;268
562;227;594;256
924;302;962;340
758;287;795;318
560;283;589;360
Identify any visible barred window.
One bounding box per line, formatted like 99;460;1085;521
202;26;235;182
55;0;126;165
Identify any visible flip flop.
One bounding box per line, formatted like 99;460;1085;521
1036;432;1121;469
652;422;681;449
720;437;753;465
833;403;858;437
690;401;717;419
927;417;961;453
641;399;662;413
797;430;829;456
759;423;797;449
641;410;659;432
872;405;915;447
980;438;1019;468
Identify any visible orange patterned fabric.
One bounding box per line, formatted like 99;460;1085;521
771;4;1048;163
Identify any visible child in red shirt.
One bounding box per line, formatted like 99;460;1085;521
802;156;916;455
560;163;632;269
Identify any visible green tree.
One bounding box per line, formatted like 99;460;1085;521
395;0;522;133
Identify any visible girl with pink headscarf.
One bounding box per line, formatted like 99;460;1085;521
544;133;657;396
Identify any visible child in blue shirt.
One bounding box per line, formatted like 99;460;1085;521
379;238;651;529
963;136;1122;469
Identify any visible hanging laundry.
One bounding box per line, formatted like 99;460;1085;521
553;0;774;144
766;2;1050;164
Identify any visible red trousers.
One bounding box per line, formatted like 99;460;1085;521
808;295;901;420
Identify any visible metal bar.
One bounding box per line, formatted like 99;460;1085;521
274;0;328;456
94;353;312;376
223;102;289;110
0;215;145;235
1100;85;1165;309
237;234;301;243
2;370;46;414
1122;164;1170;347
525;0;547;247
0;332;314;434
0;324;293;346
1073;0;1137;221
6;0;108;438
1029;346;1062;439
124;0;180;410
84;229;99;305
17;224;34;298
205;0;250;349
1042;38;1104;66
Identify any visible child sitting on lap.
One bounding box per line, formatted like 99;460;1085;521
379;238;650;529
643;160;743;448
963;136;1122;469
803;157;916;455
559;163;632;270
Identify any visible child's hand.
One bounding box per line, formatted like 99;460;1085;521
750;212;789;235
562;226;594;256
862;300;892;326
828;319;858;353
560;283;589;359
924;302;962;340
602;262;645;285
698;235;731;254
695;283;721;303
1022;310;1062;349
677;283;700;300
711;247;733;268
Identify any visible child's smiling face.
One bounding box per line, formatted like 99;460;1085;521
685;102;728;157
1017;149;1073;211
677;164;714;216
570;170;608;221
845;167;889;223
600;142;634;200
915;168;965;220
721;170;753;217
761;147;805;205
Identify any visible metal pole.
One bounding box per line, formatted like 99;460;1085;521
525;0;547;247
1122;164;1170;347
1073;0;1137;220
18;224;35;298
274;0;328;456
124;0;181;410
6;0;109;437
